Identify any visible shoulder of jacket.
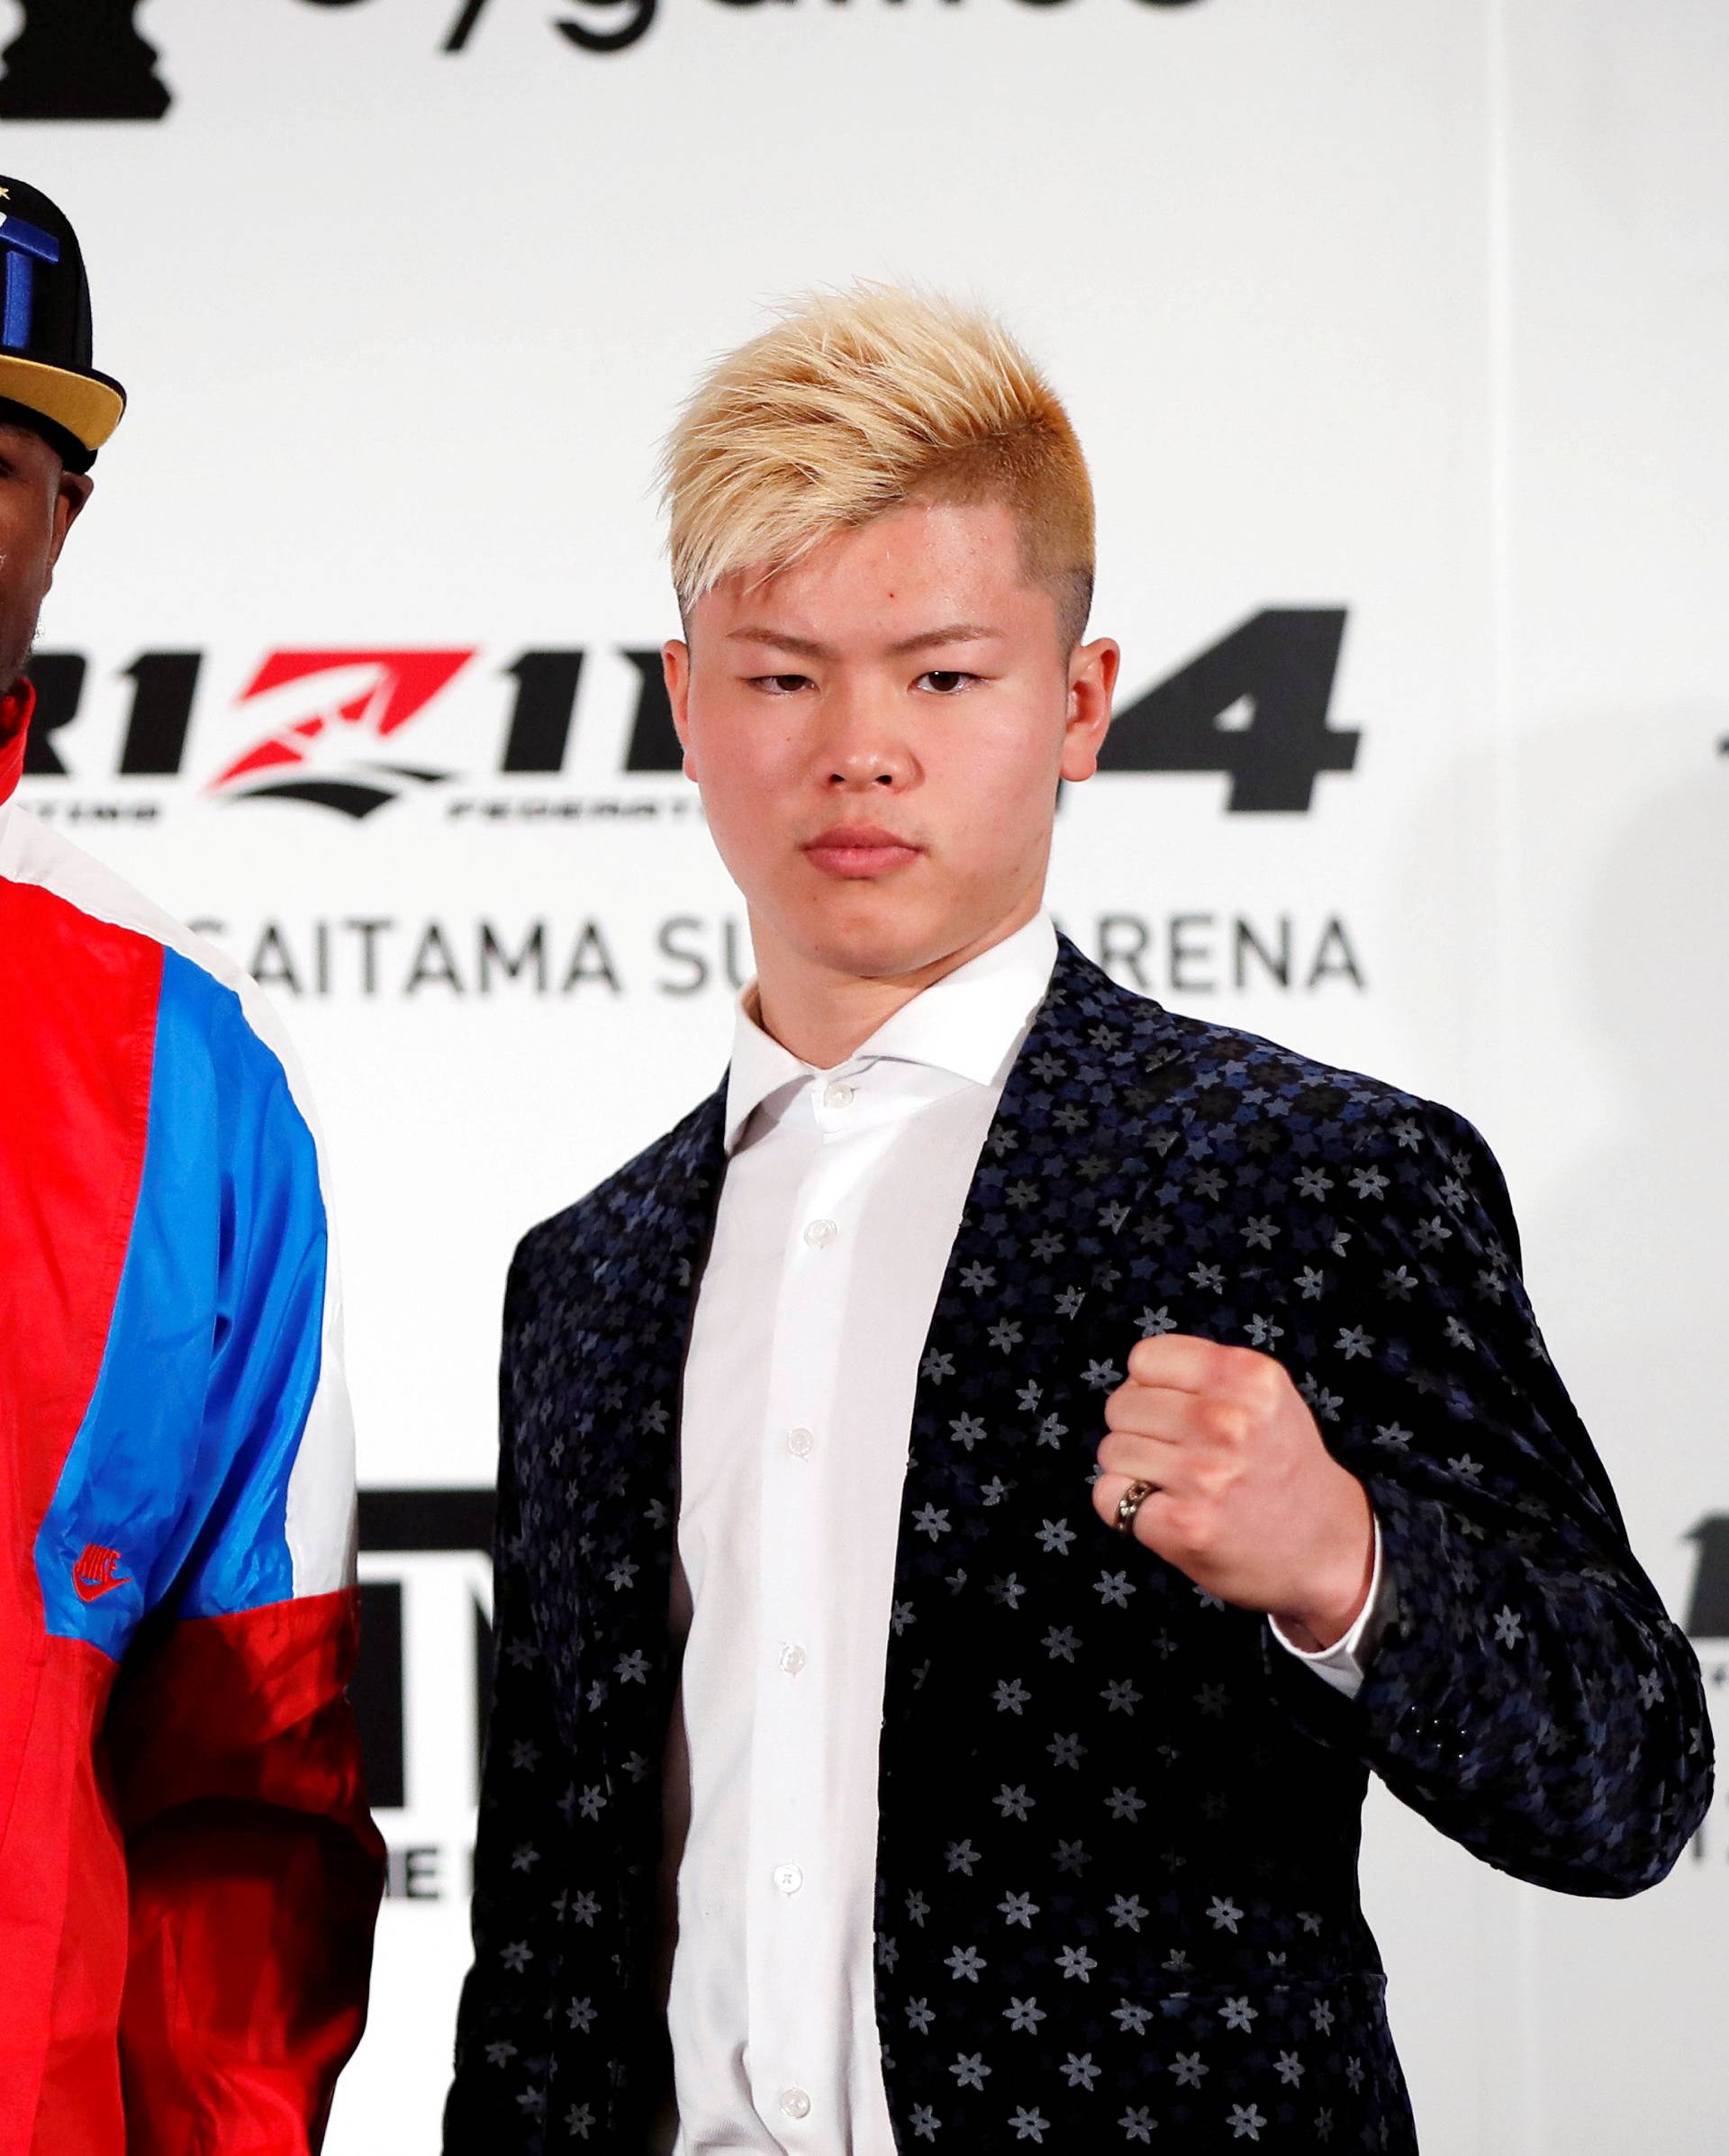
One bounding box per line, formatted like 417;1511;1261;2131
3;805;322;1126
1101;994;1488;1176
511;1088;725;1284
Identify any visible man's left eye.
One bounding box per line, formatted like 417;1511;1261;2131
915;670;978;694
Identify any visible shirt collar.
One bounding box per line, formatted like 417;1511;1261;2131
723;912;1058;1153
0;677;33;811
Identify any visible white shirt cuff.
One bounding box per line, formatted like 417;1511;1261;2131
1267;1512;1386;1700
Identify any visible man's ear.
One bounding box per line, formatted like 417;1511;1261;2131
662;639;695;779
44;471;94;586
1060;636;1119;785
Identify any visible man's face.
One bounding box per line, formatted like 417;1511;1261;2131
664;497;1118;984
0;420;90;692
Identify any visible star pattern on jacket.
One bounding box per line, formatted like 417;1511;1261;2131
444;937;1711;2154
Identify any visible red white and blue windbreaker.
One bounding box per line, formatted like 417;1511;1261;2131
0;683;384;2155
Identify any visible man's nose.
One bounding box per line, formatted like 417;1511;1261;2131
819;683;915;792
826;751;903;790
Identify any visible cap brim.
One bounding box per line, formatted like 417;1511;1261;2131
0;354;124;452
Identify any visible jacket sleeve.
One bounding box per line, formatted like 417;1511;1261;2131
1268;1095;1713;1895
444;1243;573;2152
103;977;384;2155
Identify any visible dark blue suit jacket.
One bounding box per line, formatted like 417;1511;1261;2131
446;938;1711;2153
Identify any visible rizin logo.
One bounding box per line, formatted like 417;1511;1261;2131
23;639;679;825
72;1543;131;1602
208;650;476;820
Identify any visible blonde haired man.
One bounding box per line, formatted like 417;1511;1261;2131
446;288;1708;2154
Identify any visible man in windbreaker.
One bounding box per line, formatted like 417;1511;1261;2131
0;177;383;2155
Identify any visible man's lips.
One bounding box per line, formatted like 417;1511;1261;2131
801;824;924;878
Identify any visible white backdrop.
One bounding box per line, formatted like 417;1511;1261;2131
6;1;1726;2148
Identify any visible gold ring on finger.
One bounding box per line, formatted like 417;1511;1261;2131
1113;1479;1157;1535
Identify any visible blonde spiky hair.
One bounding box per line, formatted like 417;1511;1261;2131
662;285;1096;647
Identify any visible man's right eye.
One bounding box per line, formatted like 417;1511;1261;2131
749;674;812;695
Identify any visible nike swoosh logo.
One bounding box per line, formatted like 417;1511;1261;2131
73;1572;128;1603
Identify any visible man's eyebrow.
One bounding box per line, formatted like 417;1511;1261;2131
727;627;835;659
726;622;1002;660
884;622;1000;657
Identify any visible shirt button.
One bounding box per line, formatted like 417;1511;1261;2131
802;1218;837;1249
774;1862;804;1895
822;1082;855;1110
780;2088;811;2121
780;1644;807;1675
787;1427;815;1458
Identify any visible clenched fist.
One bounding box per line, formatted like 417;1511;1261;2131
1091;1334;1375;1651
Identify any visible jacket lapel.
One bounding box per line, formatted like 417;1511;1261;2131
533;1083;729;1798
887;935;1189;1625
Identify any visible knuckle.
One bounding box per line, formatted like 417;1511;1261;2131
1204;1400;1250;1449
1220;1341;1272;1391
1196;1459;1236;1506
1188;1336;1227;1381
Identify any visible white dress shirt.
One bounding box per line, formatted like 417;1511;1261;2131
663;913;1380;2153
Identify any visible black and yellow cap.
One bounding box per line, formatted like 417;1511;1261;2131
0;176;125;473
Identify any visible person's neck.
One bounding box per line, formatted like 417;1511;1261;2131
0;673;31;738
751;895;1044;1069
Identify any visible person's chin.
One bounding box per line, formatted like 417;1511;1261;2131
792;884;947;982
